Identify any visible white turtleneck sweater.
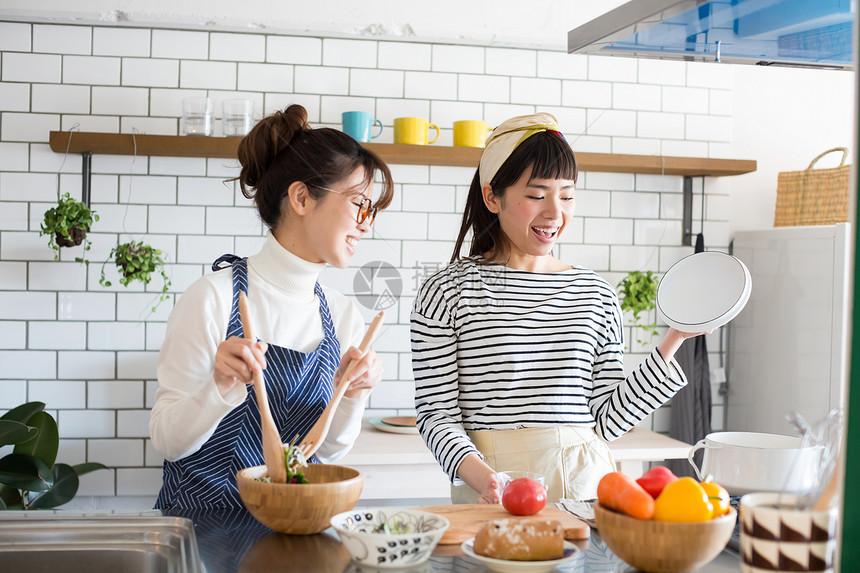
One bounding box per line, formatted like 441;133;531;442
150;232;367;463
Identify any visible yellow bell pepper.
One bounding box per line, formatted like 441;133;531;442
653;477;713;522
701;481;730;518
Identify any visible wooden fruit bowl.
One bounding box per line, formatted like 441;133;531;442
594;503;736;573
236;464;363;535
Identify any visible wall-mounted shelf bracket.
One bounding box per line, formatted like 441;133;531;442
81;152;92;208
682;176;693;246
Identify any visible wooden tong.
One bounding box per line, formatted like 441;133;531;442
297;311;384;460
238;291;287;483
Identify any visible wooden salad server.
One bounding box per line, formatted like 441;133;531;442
297;311;384;460
238;291;287;484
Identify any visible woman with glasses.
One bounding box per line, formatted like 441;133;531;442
411;113;705;504
151;104;393;509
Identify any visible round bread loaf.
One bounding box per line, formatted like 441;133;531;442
473;519;564;561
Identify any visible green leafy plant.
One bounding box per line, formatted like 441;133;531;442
617;270;660;347
0;402;107;509
100;241;171;312
40;193;99;263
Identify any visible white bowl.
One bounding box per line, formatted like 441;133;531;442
688;431;822;495
330;507;449;568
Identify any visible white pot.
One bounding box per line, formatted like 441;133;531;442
688;432;821;496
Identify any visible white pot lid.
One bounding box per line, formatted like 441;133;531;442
656;251;752;333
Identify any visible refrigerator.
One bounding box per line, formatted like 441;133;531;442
727;223;851;435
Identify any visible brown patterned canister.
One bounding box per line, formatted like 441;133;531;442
740;493;838;573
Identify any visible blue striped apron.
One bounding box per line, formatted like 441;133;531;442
155;255;340;509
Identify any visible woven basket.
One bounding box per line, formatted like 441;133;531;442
774;147;851;227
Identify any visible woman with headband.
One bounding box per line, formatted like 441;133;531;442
411;113;705;503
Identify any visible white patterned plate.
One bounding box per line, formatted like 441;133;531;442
460;538;580;573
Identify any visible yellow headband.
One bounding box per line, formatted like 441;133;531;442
478;113;561;187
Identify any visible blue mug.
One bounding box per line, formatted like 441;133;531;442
342;111;383;143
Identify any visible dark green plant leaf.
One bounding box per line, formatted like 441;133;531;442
0;453;53;492
13;411;59;469
0;420;38;448
0;484;23;510
29;464;79;509
617;270;660;347
72;462;108;476
1;401;46;423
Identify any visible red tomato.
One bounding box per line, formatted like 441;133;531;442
502;478;547;516
635;466;678;499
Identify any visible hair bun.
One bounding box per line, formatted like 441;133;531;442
236;104;311;191
281;104;309;132
230;103;393;231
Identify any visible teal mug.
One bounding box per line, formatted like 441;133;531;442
342;111;383;143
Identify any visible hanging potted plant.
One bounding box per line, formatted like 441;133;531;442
100;240;171;312
40;192;99;262
617;270;660;348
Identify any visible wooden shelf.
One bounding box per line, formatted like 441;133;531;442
49;131;756;177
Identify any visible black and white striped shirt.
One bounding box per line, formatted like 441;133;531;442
411;258;687;482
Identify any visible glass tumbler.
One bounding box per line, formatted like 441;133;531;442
496;471;547;495
182;97;213;136
222;99;254;137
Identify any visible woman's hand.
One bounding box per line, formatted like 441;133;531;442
671;327;714;340
457;454;503;504
477;472;503;504
334;346;383;399
213;336;268;397
657;327;714;363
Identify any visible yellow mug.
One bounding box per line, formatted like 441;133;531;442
453;120;494;148
393;117;439;145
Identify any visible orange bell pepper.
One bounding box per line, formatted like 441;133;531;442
701;481;731;517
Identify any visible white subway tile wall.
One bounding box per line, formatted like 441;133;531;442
61;114;119;134
210;33;266;63
486;48;536;77
0;22;31;51
0;21;732;499
92;28;150;57
152;30;209;60
380;42;431;71
122;58;180;89
0;83;30;111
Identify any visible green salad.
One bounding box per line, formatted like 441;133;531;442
254;435;310;484
372;516;409;534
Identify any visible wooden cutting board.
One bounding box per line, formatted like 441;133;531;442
419;504;590;544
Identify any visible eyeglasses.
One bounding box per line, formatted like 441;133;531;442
310;184;378;226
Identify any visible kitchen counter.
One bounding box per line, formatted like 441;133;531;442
164;503;742;573
340;422;693;499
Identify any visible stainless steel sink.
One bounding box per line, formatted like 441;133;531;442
0;513;203;573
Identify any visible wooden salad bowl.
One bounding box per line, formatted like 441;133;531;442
594;503;736;573
236;464;363;535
